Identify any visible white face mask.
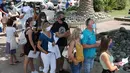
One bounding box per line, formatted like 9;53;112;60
46;25;52;31
33;21;36;26
80;34;84;39
41;19;45;22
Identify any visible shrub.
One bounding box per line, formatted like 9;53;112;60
93;0;104;12
114;0;127;10
66;6;78;11
93;0;116;12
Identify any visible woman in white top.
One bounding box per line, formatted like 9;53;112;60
99;35;118;73
5;18;20;65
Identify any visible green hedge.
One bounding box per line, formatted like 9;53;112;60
94;0;127;12
66;6;78;11
114;0;127;10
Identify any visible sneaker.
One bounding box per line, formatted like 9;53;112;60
39;66;43;71
31;70;39;73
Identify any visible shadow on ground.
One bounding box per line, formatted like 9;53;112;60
121;23;130;26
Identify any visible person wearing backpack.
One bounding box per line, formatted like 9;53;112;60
23;17;38;73
68;28;84;73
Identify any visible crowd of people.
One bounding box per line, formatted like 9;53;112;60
0;0;122;73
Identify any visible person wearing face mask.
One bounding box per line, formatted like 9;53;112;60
24;17;39;73
8;1;19;17
99;35;119;73
20;2;34;29
36;12;47;30
33;12;47;71
0;0;8;13
68;28;84;73
51;11;70;73
81;18;100;73
37;21;56;73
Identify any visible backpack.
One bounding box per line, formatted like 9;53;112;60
18;30;27;45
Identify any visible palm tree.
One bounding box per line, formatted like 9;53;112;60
77;0;95;16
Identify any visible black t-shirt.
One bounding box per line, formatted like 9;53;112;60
51;21;69;46
0;3;8;13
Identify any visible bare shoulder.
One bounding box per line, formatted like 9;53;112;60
101;52;109;60
27;29;33;34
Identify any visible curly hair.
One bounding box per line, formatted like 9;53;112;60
67;28;81;45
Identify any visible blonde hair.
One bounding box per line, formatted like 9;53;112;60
68;28;81;44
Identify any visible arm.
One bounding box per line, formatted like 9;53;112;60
0;9;7;14
37;40;48;54
101;53;118;71
55;29;70;38
14;32;18;37
68;41;77;62
64;30;71;38
82;44;97;49
28;29;36;51
55;32;66;38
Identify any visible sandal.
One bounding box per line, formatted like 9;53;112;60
9;63;16;65
20;53;25;57
15;61;21;63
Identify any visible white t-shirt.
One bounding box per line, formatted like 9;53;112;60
6;27;16;43
57;3;63;12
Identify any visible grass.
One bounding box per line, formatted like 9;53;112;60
108;0;130;17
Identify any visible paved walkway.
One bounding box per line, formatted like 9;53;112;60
0;20;130;73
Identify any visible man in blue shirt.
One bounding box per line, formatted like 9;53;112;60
81;18;100;73
65;0;69;9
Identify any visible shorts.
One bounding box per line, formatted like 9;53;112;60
58;46;65;57
5;42;16;54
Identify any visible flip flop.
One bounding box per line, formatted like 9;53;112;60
15;61;21;63
20;53;25;57
9;63;15;65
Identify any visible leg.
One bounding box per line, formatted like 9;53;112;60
24;55;30;73
60;56;64;70
11;49;20;63
20;45;25;57
83;58;91;73
39;53;43;71
29;58;35;72
50;53;56;73
90;58;94;71
10;54;13;64
41;53;49;73
10;49;17;64
58;46;65;71
2;23;6;33
70;62;81;73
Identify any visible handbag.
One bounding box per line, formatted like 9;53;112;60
62;45;76;59
10;36;18;50
18;30;27;45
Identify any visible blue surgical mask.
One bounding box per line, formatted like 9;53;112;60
92;23;96;29
80;34;84;39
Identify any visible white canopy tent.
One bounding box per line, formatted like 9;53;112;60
21;0;45;2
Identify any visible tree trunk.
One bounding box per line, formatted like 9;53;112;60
77;0;95;16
